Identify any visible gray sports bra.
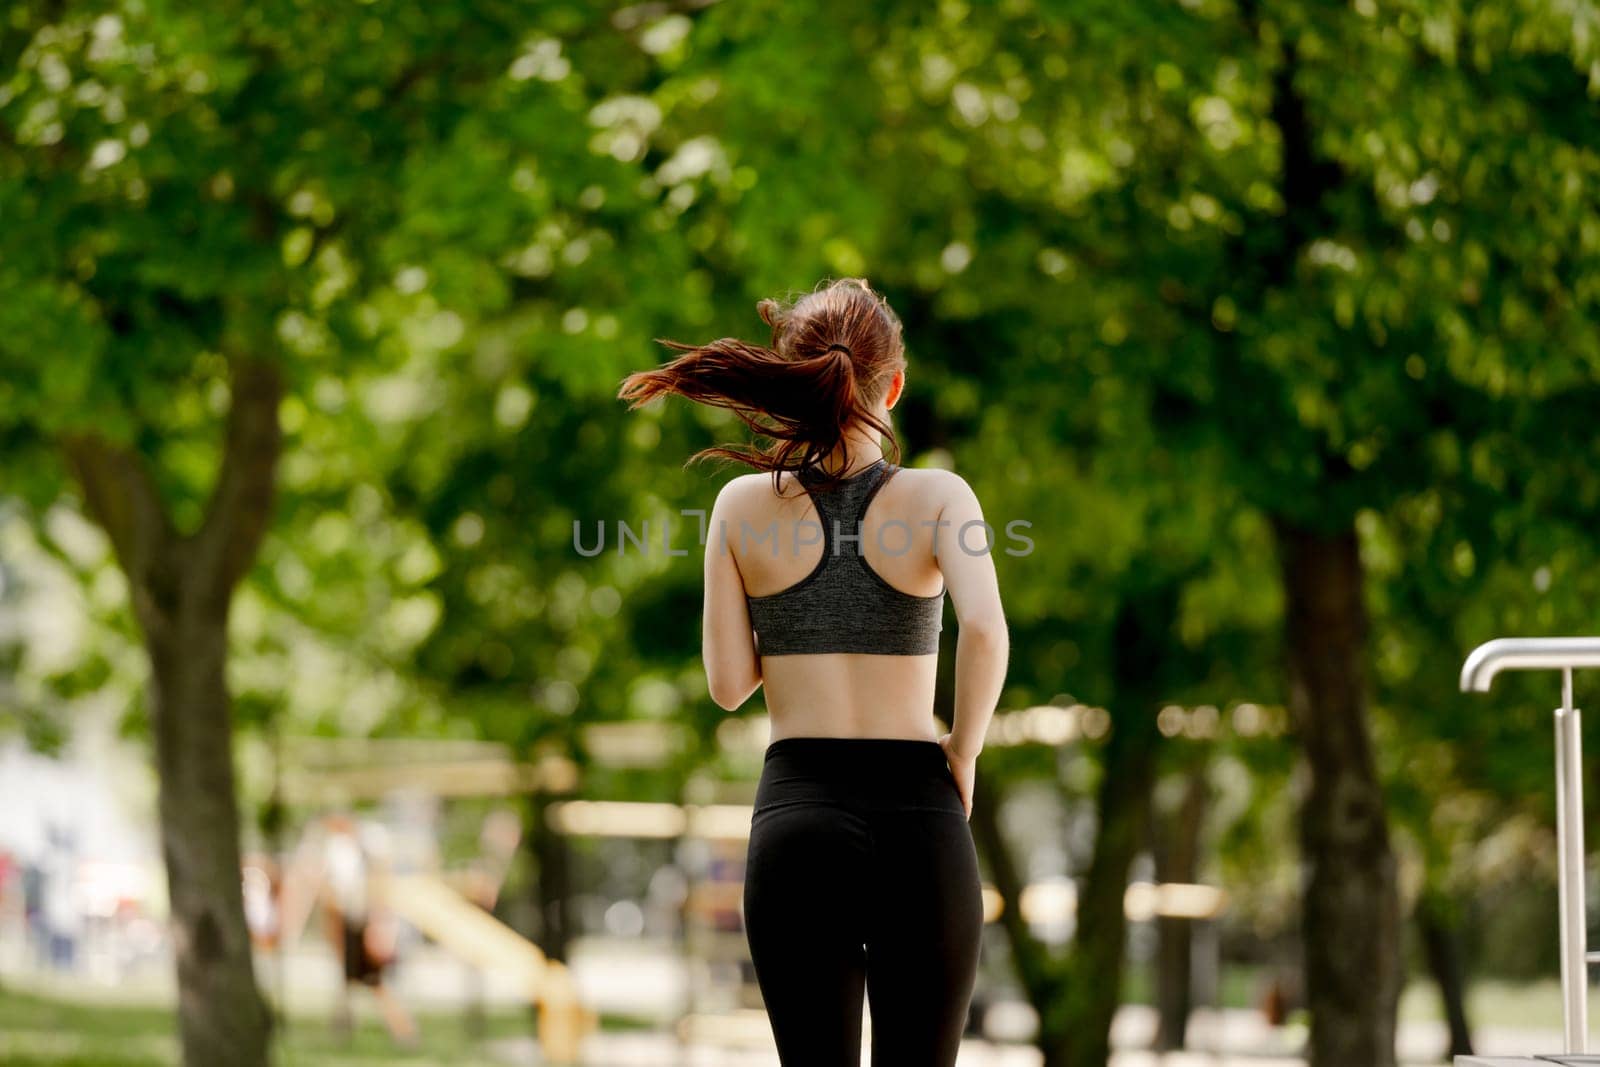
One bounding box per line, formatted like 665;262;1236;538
744;458;945;656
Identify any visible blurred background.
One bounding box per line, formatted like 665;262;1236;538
3;1;1600;1065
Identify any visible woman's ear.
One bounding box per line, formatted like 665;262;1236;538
884;369;905;410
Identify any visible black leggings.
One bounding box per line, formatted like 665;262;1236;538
742;736;985;1066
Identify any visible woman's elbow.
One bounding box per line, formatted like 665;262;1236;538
708;682;746;711
959;617;1009;653
706;668;758;711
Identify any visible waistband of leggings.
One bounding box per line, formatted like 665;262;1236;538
756;736;958;812
762;735;949;775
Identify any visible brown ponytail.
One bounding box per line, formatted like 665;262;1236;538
618;278;907;492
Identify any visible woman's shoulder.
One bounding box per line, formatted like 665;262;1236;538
710;469;801;514
888;464;976;507
718;468;793;494
712;462;974;510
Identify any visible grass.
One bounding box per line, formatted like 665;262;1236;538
0;984;556;1067
2;970;1591;1065
1117;959;1586;1033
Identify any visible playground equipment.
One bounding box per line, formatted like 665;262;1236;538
1457;637;1600;1067
268;738;596;1061
376;870;595;1060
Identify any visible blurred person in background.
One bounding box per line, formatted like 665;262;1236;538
241;853;280;951
315;813;418;1047
40;823;83;972
619;277;1009;1066
19;857;45;966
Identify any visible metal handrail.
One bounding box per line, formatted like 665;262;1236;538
1460;637;1600;1055
1461;637;1600;694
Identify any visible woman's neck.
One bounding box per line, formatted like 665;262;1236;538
817;432;887;476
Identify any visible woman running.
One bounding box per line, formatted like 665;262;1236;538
619;277;1010;1065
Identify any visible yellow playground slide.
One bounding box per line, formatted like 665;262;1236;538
376;872;594;1055
376;872;549;997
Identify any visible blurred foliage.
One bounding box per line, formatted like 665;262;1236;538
2;0;1600;986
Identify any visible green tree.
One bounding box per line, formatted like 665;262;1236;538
0;4;613;1061
917;3;1600;1062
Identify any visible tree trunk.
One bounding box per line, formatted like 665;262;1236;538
1153;760;1210;1052
1417;889;1474;1058
968;769;1069;1063
944;612;1074;1052
968;586;1178;1067
527;787;573;963
147;605;273;1065
63;358;281;1067
1055;695;1160;1067
1053;590;1172;1067
1274;519;1400;1067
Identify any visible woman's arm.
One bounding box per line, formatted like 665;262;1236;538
703;479;763;710
934;470;1009;764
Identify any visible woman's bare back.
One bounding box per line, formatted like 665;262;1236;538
718;463;952;739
